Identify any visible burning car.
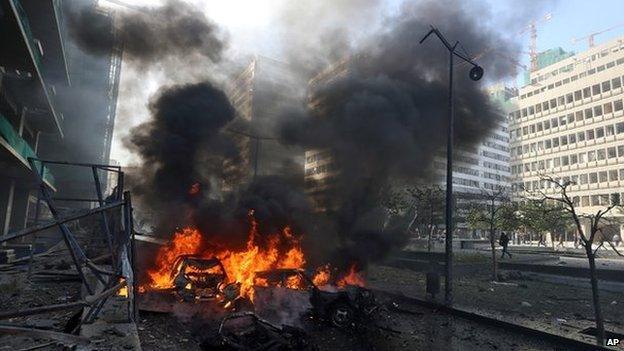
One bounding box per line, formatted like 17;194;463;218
171;255;238;302
204;312;316;351
253;268;378;329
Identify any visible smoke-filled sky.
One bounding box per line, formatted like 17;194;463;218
102;0;624;165
102;0;563;165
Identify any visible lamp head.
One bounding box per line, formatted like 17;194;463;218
469;65;484;81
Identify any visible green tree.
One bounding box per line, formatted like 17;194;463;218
529;176;622;345
466;187;518;280
519;200;572;250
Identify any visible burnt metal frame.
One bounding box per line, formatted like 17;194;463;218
0;158;137;334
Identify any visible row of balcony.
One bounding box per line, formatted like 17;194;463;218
0;112;55;186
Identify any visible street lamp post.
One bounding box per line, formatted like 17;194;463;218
419;26;483;306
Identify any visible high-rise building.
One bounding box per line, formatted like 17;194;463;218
509;37;624;235
0;0;68;235
431;84;514;235
226;56;305;188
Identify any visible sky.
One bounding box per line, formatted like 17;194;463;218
104;0;624;164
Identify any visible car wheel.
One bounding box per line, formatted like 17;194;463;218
329;303;354;328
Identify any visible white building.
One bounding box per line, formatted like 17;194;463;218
509;37;624;234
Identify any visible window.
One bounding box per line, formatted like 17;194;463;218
585;108;593;119
571;154;578;164
599;171;608;182
562;155;569;166
596;127;604;138
608;147;617;158
588;150;596;161
591;195;599;206
583;87;591;98
593;84;601;95
617;122;624;134
575;111;584;121
545;139;552;148
559;116;567;126
587;129;595;139
614;100;623;111
580;174;588;185
544;119;550;129
619;145;624;157
558;96;565;105
621;169;624;180
597;149;606;160
594;105;603;116
577;131;585;141
602;80;611;92
536;103;542;113
561;135;568;145
530;125;535;133
581;196;589;206
522;108;527;117
613;77;622;89
552;137;559;147
604;102;613;114
552;118;558;127
550;98;557;108
536;123;543;132
566;93;573;104
579;153;586;163
610;170;619;181
554;157;560;167
543;101;549;111
574;90;582;101
529;106;535;115
567;113;575;123
590;173;598;183
569;133;576;143
606;124;614;136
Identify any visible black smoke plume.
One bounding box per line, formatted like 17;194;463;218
126;81;240;236
277;0;519;269
67;0;225;65
125;0;521;274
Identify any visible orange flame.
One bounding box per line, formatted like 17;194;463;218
144;212;307;301
142;210;366;302
337;264;366;288
189;182;201;195
312;264;331;286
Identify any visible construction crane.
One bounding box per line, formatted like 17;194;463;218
572;23;624;48
518;13;553;72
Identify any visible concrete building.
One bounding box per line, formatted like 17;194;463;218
226;56;305;188
0;0;68;236
0;0;121;241
303;56;352;210
509;37;624;235
431;84;514;236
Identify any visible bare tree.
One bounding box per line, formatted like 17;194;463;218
528;175;622;345
466;187;517;281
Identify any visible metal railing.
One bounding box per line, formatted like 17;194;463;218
0;159;137;343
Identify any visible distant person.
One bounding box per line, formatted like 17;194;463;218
613;234;621;247
499;232;512;259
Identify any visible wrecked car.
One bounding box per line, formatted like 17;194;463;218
310;284;378;328
171;255;238;302
205;312;316;351
253;268;316;290
253;268;378;328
